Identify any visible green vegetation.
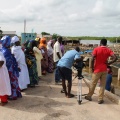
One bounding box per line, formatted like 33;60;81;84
41;32;50;36
41;31;120;43
52;33;61;40
66;36;120;43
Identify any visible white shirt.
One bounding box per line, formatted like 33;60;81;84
53;41;62;62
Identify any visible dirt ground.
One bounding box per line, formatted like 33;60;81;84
0;73;120;120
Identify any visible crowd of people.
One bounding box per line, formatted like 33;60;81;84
0;35;64;106
0;36;118;106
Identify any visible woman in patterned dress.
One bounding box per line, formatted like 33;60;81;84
47;40;54;73
0;36;22;100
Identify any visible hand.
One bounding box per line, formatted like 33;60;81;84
91;67;94;73
0;61;4;68
18;67;21;72
105;61;110;66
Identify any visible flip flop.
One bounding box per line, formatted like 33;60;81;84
61;89;65;93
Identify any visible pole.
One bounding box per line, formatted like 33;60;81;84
24;19;26;33
116;38;117;44
24;19;26;43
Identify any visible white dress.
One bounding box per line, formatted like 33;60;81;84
11;46;30;90
0;52;11;96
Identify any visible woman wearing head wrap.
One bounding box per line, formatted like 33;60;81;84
32;40;43;77
39;37;48;75
11;36;30;90
0;36;22;100
47;40;54;73
24;40;39;87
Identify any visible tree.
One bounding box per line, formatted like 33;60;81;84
52;33;59;40
41;32;50;36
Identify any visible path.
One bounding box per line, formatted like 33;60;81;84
0;73;120;120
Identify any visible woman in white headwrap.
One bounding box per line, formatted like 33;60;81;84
47;40;54;73
11;36;30;90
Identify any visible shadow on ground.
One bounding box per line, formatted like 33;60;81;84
3;73;75;119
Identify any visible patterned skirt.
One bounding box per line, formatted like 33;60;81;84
48;54;54;73
26;55;39;86
8;72;22;100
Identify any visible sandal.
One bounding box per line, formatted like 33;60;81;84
61;89;65;93
67;94;75;98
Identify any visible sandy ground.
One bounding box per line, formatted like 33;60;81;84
0;73;120;120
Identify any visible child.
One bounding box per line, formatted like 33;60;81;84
0;51;11;106
97;66;115;94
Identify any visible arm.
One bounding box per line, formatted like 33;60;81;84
0;61;4;68
75;56;83;62
33;47;39;54
73;53;83;65
56;44;61;59
107;54;117;65
57;52;61;59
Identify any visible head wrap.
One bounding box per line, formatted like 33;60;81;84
11;36;19;44
39;37;47;48
0;35;11;48
35;37;40;42
47;40;54;56
28;40;37;49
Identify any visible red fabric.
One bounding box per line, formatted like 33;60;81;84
93;46;114;73
107;68;112;75
0;95;8;102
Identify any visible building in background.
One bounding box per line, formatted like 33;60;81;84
0;31;16;38
21;33;37;44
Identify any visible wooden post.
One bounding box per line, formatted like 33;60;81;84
89;57;92;68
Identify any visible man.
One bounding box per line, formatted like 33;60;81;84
85;39;117;104
53;36;62;84
57;47;82;98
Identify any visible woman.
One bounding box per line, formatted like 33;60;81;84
30;40;43;77
47;40;54;73
24;40;39;87
11;36;30;90
0;51;11;105
0;35;22;100
39;37;48;75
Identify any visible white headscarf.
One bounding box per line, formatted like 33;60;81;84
11;36;19;44
47;40;53;56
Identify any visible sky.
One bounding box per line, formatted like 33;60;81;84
0;0;120;37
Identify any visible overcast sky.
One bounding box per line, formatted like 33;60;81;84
0;0;120;37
